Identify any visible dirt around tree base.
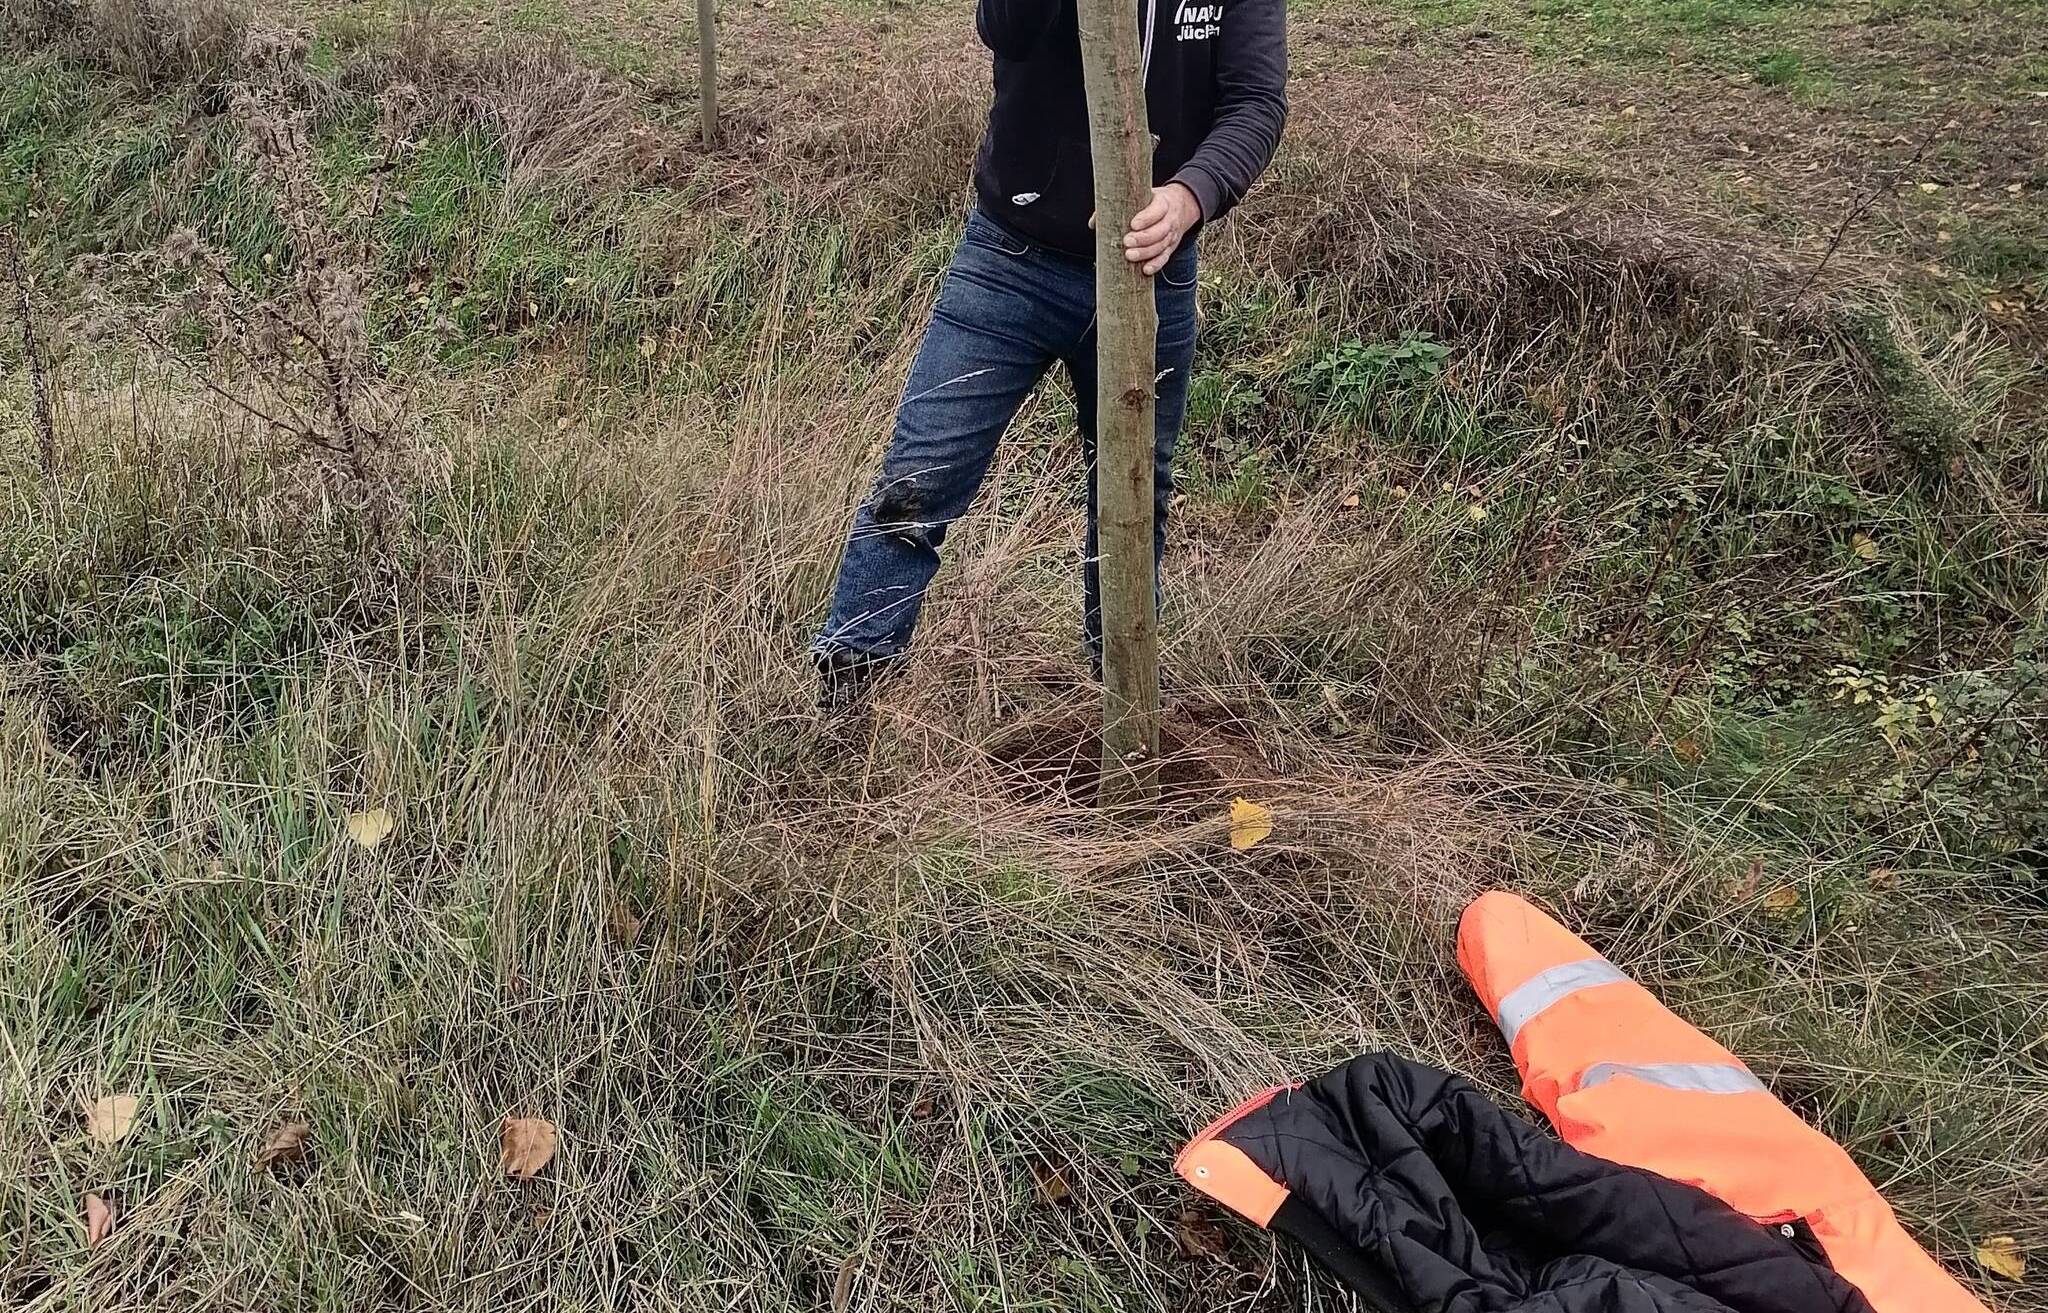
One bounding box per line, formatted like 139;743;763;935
984;698;1279;813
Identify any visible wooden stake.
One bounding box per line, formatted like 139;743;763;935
697;0;719;147
1076;0;1161;806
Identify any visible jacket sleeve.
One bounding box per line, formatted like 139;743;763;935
1172;0;1288;222
976;0;1067;57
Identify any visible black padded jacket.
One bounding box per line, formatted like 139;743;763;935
1182;1054;1880;1313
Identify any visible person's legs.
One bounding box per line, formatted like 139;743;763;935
815;213;1066;679
1071;242;1202;664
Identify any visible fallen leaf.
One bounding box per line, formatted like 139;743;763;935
830;1254;859;1312
1976;1234;2027;1282
83;1192;114;1247
344;808;395;849
1174;1205;1229;1259
1467;504;1489;522
1671;737;1703;763
1391;483;1411;499
1729;855;1765;901
607;899;644;947
1851;533;1879;562
1762;886;1800;915
1917;180;1941;192
1029;1158;1073;1205
256;1120;311;1169
500;1116;559;1180
85;1094;139;1145
638;336;657;359
1340;491;1361;509
1228;797;1273;851
1619;105;1637;119
1866;866;1899;891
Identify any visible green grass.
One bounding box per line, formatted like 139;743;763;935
3;4;2046;1310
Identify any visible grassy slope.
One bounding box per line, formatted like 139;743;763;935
2;0;2046;1309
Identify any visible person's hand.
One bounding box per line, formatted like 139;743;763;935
1123;182;1202;276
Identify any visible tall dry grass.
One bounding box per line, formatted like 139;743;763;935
1;7;2042;1312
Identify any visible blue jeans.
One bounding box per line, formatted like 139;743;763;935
816;208;1200;664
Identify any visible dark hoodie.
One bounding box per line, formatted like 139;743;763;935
971;0;1288;257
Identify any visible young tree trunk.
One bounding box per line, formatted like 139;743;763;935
697;0;718;147
4;230;55;479
1075;0;1162;806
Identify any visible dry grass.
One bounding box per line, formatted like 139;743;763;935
2;4;2044;1311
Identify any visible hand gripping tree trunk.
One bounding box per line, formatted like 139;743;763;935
697;0;719;146
1076;0;1162;806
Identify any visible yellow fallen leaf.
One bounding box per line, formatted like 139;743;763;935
344;808;395;849
1340;491;1361;509
83;1192;114;1247
1762;886;1800;915
1851;533;1879;562
1229;797;1273;851
638;336;658;359
1917;180;1941;192
500;1116;559;1180
1976;1234;2026;1282
1467;504;1488;522
85;1094;139;1145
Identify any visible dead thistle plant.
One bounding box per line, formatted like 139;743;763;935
77;31;423;549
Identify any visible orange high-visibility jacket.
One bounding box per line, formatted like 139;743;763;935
1457;891;1989;1313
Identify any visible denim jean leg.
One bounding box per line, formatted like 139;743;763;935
816;220;1061;661
1073;247;1202;659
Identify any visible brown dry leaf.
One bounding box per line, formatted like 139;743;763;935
607;899;644;947
1228;797;1273;851
830;1254;859;1312
344;808;395;849
85;1094;140;1145
1174;1205;1229;1259
1728;855;1765;901
1976;1234;2027;1282
499;1116;559;1180
1866;866;1899;891
257;1120;311;1169
1340;491;1361;509
83;1192;114;1247
1762;885;1801;915
1029;1158;1073;1205
1671;737;1703;763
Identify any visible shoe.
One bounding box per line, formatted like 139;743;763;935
815;647;892;713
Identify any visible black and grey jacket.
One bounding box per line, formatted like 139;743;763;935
1180;1055;1880;1313
971;0;1288;257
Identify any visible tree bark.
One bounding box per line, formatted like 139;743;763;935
1075;0;1161;806
697;0;719;147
